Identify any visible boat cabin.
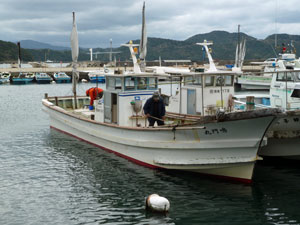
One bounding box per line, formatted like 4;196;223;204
167;72;235;116
270;70;300;109
94;74;158;127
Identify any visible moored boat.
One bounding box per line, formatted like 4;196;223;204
235;69;300;159
0;72;11;84
35;72;52;84
53;72;71;83
42;11;283;184
87;68;114;83
11;72;34;84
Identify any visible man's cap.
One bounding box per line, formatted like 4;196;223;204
152;91;160;99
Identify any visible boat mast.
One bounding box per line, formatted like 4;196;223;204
71;12;79;109
275;0;278;48
139;1;147;72
237;24;240;68
17;42;21;69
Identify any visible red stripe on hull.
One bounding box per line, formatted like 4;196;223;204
50;126;158;169
50;126;252;184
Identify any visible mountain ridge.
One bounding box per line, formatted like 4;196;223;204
1;31;299;62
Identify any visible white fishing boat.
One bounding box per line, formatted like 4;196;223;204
236;51;299;90
235;69;300;159
42;16;282;183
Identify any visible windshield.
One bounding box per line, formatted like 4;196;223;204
292;72;300;81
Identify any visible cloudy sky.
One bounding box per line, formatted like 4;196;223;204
0;0;299;48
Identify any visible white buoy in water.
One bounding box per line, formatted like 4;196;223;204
51;80;56;84
146;194;170;212
81;79;88;83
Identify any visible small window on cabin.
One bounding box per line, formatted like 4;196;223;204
184;76;193;85
115;78;122;89
225;76;233;86
148;77;158;90
137;77;147;90
205;76;214;87
276;72;294;82
124;77;136;90
292;72;300;81
193;76;202;85
291;89;300;98
107;77;115;90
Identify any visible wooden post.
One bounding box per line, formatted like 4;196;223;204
55;97;58;106
246;96;255;110
44;93;48;99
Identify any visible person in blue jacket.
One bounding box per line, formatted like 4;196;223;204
143;91;166;126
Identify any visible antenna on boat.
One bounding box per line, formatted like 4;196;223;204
71;12;79;109
121;41;142;73
196;40;217;72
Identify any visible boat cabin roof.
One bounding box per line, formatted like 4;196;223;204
106;74;158;92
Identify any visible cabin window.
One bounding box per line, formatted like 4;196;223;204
205;76;214;87
193;76;202;85
276;72;294;82
225;76;233;86
137;77;147;90
115;78;122;89
148;77;158;90
291;89;300;98
184;76;194;85
292;72;300;81
124;77;136;90
107;77;115;90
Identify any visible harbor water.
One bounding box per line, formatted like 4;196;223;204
1;83;300;225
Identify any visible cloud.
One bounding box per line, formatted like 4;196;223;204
0;0;299;48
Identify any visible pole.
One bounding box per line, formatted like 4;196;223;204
220;76;223;109
237;24;240;68
170;76;172;96
179;76;182;114
285;71;288;109
201;75;204;115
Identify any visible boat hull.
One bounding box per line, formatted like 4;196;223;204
89;77;105;83
55;79;71;83
36;79;52;84
259;113;300;159
43;99;276;183
12;78;34;84
0;78;10;84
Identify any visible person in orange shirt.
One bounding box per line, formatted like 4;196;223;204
86;87;103;109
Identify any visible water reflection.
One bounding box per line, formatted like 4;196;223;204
1;83;300;224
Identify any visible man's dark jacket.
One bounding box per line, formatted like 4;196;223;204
143;97;166;118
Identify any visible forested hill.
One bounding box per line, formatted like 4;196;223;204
0;40;33;62
1;31;299;62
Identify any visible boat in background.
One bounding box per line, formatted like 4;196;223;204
0;72;11;84
11;72;34;84
53;72;71;83
87;67;114;83
235;69;300;159
35;72;52;84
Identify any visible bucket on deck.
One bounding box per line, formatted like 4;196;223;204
89;105;94;110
